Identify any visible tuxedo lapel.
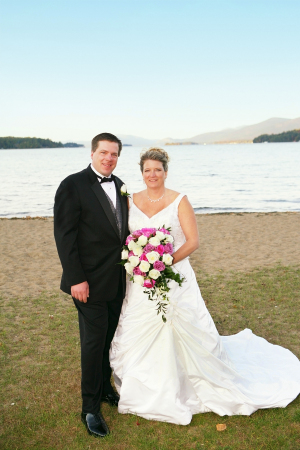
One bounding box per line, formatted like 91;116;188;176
91;180;120;239
114;177;128;243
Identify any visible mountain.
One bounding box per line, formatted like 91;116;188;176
71;117;300;148
190;117;300;144
157;117;300;145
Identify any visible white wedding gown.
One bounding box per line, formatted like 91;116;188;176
110;194;300;425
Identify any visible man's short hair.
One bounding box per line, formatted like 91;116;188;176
91;133;122;155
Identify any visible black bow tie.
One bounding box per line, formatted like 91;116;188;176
97;175;114;184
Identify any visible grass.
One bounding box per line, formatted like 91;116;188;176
0;265;300;450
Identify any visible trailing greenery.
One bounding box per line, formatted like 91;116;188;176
1;265;299;449
0;137;84;149
253;129;300;143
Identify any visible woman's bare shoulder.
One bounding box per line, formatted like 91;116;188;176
165;189;181;201
132;190;147;204
178;194;193;213
133;190;146;199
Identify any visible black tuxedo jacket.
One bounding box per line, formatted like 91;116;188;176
54;165;129;302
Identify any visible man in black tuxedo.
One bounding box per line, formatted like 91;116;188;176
54;133;128;438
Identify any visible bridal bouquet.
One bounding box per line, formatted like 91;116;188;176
120;226;185;322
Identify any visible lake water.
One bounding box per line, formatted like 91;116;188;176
0;143;299;217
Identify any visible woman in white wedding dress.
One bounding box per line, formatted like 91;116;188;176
110;148;300;425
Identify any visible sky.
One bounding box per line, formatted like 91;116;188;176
1;0;300;141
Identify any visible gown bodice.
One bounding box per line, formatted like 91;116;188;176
128;193;186;252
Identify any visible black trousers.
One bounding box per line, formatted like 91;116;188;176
73;279;123;414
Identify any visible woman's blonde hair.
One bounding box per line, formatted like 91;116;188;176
139;147;170;172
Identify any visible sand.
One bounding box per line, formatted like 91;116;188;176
0;212;299;298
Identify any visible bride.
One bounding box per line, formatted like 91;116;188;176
110;147;300;425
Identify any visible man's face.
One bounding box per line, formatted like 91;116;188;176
91;140;119;176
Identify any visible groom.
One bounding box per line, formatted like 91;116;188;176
54;132;128;438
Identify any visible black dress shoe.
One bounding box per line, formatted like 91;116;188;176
101;391;120;406
81;412;110;438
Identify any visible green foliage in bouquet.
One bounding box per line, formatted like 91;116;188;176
145;267;185;322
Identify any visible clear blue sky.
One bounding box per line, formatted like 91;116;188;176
1;0;299;141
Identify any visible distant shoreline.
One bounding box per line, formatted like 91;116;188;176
2;140;300;150
1;211;299;220
0;137;84;149
0;146;86;150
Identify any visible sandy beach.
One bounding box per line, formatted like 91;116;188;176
0;212;299;298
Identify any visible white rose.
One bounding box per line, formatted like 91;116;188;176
137;235;148;246
139;260;150;273
132;243;143;257
165;235;174;243
155;231;165;241
128;240;136;251
162;253;173;266
120;184;127;193
133;275;144;286
124;262;134;275
121;249;129;260
149;269;161;280
146;251;160;264
149;236;160;246
128;255;140;267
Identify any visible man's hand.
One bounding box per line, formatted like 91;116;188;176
71;281;89;303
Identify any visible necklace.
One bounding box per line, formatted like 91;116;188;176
147;192;165;203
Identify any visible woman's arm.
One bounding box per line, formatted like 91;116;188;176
171;196;199;265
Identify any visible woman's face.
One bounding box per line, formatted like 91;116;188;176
142;159;167;189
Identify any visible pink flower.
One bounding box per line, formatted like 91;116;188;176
128;251;135;257
133;267;146;276
153;260;165;272
156;244;164;256
144;243;156;253
132;230;143;238
143;279;156;288
141;227;157;237
164;243;174;254
139;252;149;261
159;227;170;235
141;230;152;238
126;235;134;245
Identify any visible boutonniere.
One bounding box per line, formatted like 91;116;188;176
120;184;130;197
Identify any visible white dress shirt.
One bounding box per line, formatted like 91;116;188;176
90;163;116;208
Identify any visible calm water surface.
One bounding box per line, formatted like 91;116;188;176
0;143;299;217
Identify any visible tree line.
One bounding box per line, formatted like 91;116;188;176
253;129;300;143
0;137;84;149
